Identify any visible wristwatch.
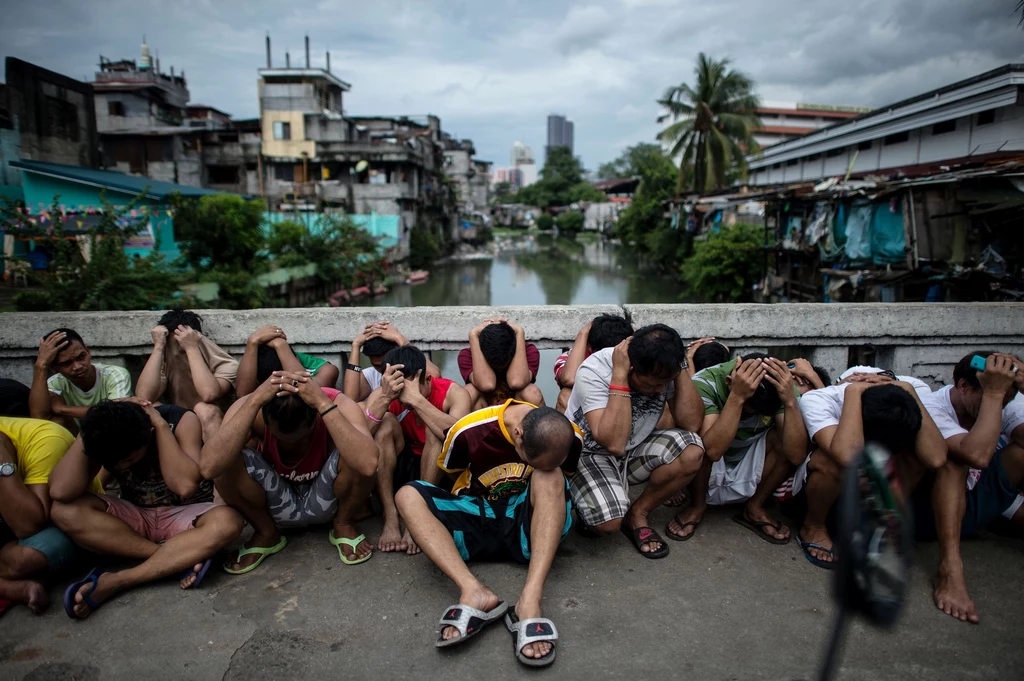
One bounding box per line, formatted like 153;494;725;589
0;462;16;478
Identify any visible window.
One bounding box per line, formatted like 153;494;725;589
273;164;294;182
932;120;956;135
44;96;79;142
883;131;909;145
207;165;239;185
107;101;125;116
807;153;822;161
273;121;291;140
826;147;845;158
786;158;799;167
857;140;873;151
976;109;996;126
772;163;782;169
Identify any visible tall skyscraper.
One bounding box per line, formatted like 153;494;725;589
545;114;574;160
510;141;534;167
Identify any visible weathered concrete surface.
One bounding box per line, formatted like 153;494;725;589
1;506;1022;681
0;304;1021;387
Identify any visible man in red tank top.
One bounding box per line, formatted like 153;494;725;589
364;345;472;555
200;370;379;570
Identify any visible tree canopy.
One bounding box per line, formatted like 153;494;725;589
501;147;605;207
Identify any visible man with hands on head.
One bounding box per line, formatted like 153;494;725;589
553;314;634;413
363;346;472;554
683;354;808;544
236;325;339;397
460;318;544;410
136;310;238;442
199;370;378;570
344;321;440;403
29;328;131;433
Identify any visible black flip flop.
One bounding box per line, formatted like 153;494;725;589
732;512;792;545
666;517;701;542
621;524;670;559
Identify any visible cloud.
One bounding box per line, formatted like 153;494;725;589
1;0;1018;170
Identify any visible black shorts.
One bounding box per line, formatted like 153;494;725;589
394;447;420;488
406;479;571;564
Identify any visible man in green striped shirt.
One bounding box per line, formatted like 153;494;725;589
673;354;807;544
236;325;340;397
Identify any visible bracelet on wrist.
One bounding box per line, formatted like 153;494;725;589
365;408;382;423
609;383;630;393
346;363;362;372
319;404;339;418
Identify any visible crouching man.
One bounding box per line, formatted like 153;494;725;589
397;401;582;667
49;400;244;620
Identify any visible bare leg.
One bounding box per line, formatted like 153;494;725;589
396;486;500;642
193;403;224;443
931;460;977;623
463;384;490;411
668;453;711;540
67;506;243;619
741;435;793;541
331;453;377;562
516;384;546;408
624;441;704;554
0;542;51;613
51;496;158;560
517;468;565;659
799;450;840;562
555;387;572;414
214;455;282;571
374;413;406;553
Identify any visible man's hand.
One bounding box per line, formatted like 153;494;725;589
151;325;168;351
841;372;893;386
35;332;69;370
248;325;286;347
173;325;202;352
287;371;332;412
727;357;766;401
611;337;631;375
471;317;507;337
380;363;405;403
787;358;821;389
367;321;406;344
252;371;297;406
398;370;424;406
685;337;716;369
978;354;1017;396
763;358;797;406
117;396;165;427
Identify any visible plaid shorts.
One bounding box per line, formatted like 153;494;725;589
570;429;704;527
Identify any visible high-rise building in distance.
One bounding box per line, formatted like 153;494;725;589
546;114;574;160
510;141;534;166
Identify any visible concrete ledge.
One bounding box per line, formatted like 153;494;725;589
0;303;1021;387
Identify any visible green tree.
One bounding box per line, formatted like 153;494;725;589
535;213;554;231
506;147;606;207
597;143;673;180
2;195;185;311
657;53;762;194
680;222;764;302
170;193;267;273
302;213;384;288
266;219;308;267
409;226;440;270
555;210;585;235
492;182;513;203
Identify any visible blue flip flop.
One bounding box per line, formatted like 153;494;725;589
179;558;213;589
63;567;106;620
796;534;836;570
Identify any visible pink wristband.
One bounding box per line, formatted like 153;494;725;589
365;409;382;423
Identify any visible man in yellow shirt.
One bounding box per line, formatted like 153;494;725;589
0;417;100;615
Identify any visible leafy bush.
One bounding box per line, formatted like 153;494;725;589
408;226;440;271
267;219;308;267
680;222;764;302
535;214;554;231
171;193;267;273
555;211;585;235
201;268;267;310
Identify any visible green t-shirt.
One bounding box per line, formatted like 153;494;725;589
693;358;782;466
47;363;132;423
295;352;329;376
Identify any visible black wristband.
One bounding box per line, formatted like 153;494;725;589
319;404;339;417
346;363;362;372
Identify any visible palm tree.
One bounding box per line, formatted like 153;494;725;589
657;53;762;195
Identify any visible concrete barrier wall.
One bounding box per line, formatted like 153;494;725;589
1;303;1021;388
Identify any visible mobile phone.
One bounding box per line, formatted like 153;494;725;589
970;355;987;372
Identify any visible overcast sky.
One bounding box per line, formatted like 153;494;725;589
3;0;1021;170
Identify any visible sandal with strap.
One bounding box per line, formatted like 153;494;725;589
180;558;213;588
796;534;836;570
223;536;288;575
435;601;508;648
329;531;372;565
732;512;792;545
505;608;558;667
621;523;670;559
63;568;105;620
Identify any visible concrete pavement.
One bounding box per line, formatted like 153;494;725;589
1;504;1022;681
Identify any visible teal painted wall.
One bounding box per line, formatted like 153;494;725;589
265;211;400;249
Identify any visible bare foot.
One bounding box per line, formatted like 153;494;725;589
515;595;553;660
333;522;373;562
225;531;282;572
443;585;500;642
744;503;790;541
378;519;404;553
933;564;979;624
798;524;834;564
667;505;705;540
72;572;118;619
403;530;420;556
180;563;204;590
0;579;50;614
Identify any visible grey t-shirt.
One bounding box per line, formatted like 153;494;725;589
566;347;673;455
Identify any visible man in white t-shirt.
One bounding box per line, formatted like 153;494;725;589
915;351;1024;624
567;324;705;560
795;367;946;568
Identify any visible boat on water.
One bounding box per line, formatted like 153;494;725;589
406;270;430;284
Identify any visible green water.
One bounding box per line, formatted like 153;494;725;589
369;234;685;403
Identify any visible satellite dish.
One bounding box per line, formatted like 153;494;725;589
355;160;369;173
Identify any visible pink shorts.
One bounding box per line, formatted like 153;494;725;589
102;495;219;543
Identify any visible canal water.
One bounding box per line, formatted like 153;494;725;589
370;234;686;404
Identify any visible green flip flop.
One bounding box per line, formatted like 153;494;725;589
329;531;372;565
223;536;288;575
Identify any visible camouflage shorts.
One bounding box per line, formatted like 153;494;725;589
242;448;340;528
